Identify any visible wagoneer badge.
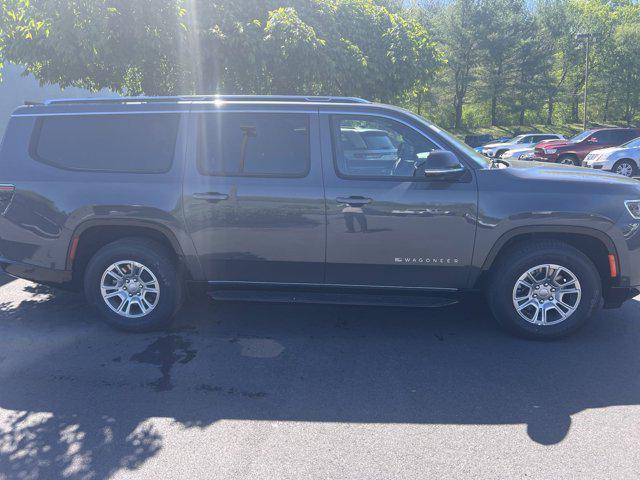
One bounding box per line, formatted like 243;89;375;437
394;257;460;264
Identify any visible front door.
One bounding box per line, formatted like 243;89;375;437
183;107;326;284
320;111;478;289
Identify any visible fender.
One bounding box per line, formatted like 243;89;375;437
480;225;617;271
65;218;204;280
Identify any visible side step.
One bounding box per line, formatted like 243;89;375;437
207;289;458;308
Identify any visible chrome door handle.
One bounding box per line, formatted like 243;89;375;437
336;196;373;205
193;192;229;202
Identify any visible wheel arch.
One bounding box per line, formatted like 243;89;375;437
67;219;193;286
477;226;617;288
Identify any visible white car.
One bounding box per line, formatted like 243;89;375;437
499;146;534;160
481;133;565;158
583;136;640;177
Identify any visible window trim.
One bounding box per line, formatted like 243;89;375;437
28;113;180;174
329;113;468;182
195;111;312;179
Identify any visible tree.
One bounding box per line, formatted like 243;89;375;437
474;0;527;126
435;0;482;129
0;0;442;101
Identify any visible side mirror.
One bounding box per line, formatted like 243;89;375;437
420;150;465;178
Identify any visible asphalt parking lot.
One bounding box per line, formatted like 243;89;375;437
1;272;640;479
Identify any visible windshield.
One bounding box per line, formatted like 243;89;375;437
622;137;640;148
511;135;526;143
571;130;594;142
362;132;395;150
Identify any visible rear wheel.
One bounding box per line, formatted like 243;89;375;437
84;237;183;332
612;159;637;177
487;240;601;339
558;155;579;166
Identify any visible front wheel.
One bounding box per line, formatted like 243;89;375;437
84;237;183;332
487;240;601;339
612;159;637;177
558;155;579;166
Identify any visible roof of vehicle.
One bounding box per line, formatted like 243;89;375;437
29;95;370;107
12;95;382;117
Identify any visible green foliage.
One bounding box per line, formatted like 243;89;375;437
2;0;640;129
0;0;441;101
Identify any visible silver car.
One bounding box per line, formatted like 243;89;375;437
482;133;565;158
583;137;640;177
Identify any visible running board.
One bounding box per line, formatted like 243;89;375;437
207;289;458;308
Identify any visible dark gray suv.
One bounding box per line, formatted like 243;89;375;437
1;95;640;339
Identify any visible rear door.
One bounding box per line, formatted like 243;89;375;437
183;105;326;284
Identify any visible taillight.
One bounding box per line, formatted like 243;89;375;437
0;184;15;215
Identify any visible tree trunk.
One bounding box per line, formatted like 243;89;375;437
519;107;525;126
491;94;498;126
454;98;463;130
546;96;554;125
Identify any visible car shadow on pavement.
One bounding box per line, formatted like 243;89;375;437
0;278;639;478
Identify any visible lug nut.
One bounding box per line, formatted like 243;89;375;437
533;294;537;298
535;285;540;290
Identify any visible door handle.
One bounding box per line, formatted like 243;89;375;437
336;196;373;205
193;192;229;202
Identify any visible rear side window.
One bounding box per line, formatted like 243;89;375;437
612;130;639;144
197;112;310;177
32;113;180;173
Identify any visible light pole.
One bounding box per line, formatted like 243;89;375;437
577;33;595;131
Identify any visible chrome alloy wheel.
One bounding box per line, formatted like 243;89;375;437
100;260;160;318
615;161;634;177
512;264;581;326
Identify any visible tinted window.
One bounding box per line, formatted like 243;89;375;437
34;113;179;172
198;113;309;177
332;116;439;178
591;130;614;143
611;130;638;144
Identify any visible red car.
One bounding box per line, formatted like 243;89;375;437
531;128;640;165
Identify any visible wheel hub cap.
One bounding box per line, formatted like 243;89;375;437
100;260;160;318
512;264;581;326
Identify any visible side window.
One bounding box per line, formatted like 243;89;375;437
519;136;533;144
591;131;611;144
32;113;179;173
613;130;637;144
197;112;310;177
331;115;438;178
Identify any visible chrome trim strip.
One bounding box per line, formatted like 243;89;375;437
207;280;458;292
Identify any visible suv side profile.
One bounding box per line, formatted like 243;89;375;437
532;128;640;165
1;95;640;339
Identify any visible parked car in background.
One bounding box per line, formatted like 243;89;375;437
482;133;564;158
583;136;640;177
532;128;640;166
499;138;563;161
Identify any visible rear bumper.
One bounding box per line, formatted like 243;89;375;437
0;257;72;285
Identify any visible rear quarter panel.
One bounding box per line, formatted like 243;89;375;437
0;109;202;280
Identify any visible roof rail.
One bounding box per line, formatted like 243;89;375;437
44;95;371;106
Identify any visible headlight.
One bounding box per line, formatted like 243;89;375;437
544;148;557;154
500;151;514;158
625;200;640;219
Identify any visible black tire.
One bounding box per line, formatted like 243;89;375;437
612;159;638;177
486;240;601;339
84;237;183;332
557;155;579;166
